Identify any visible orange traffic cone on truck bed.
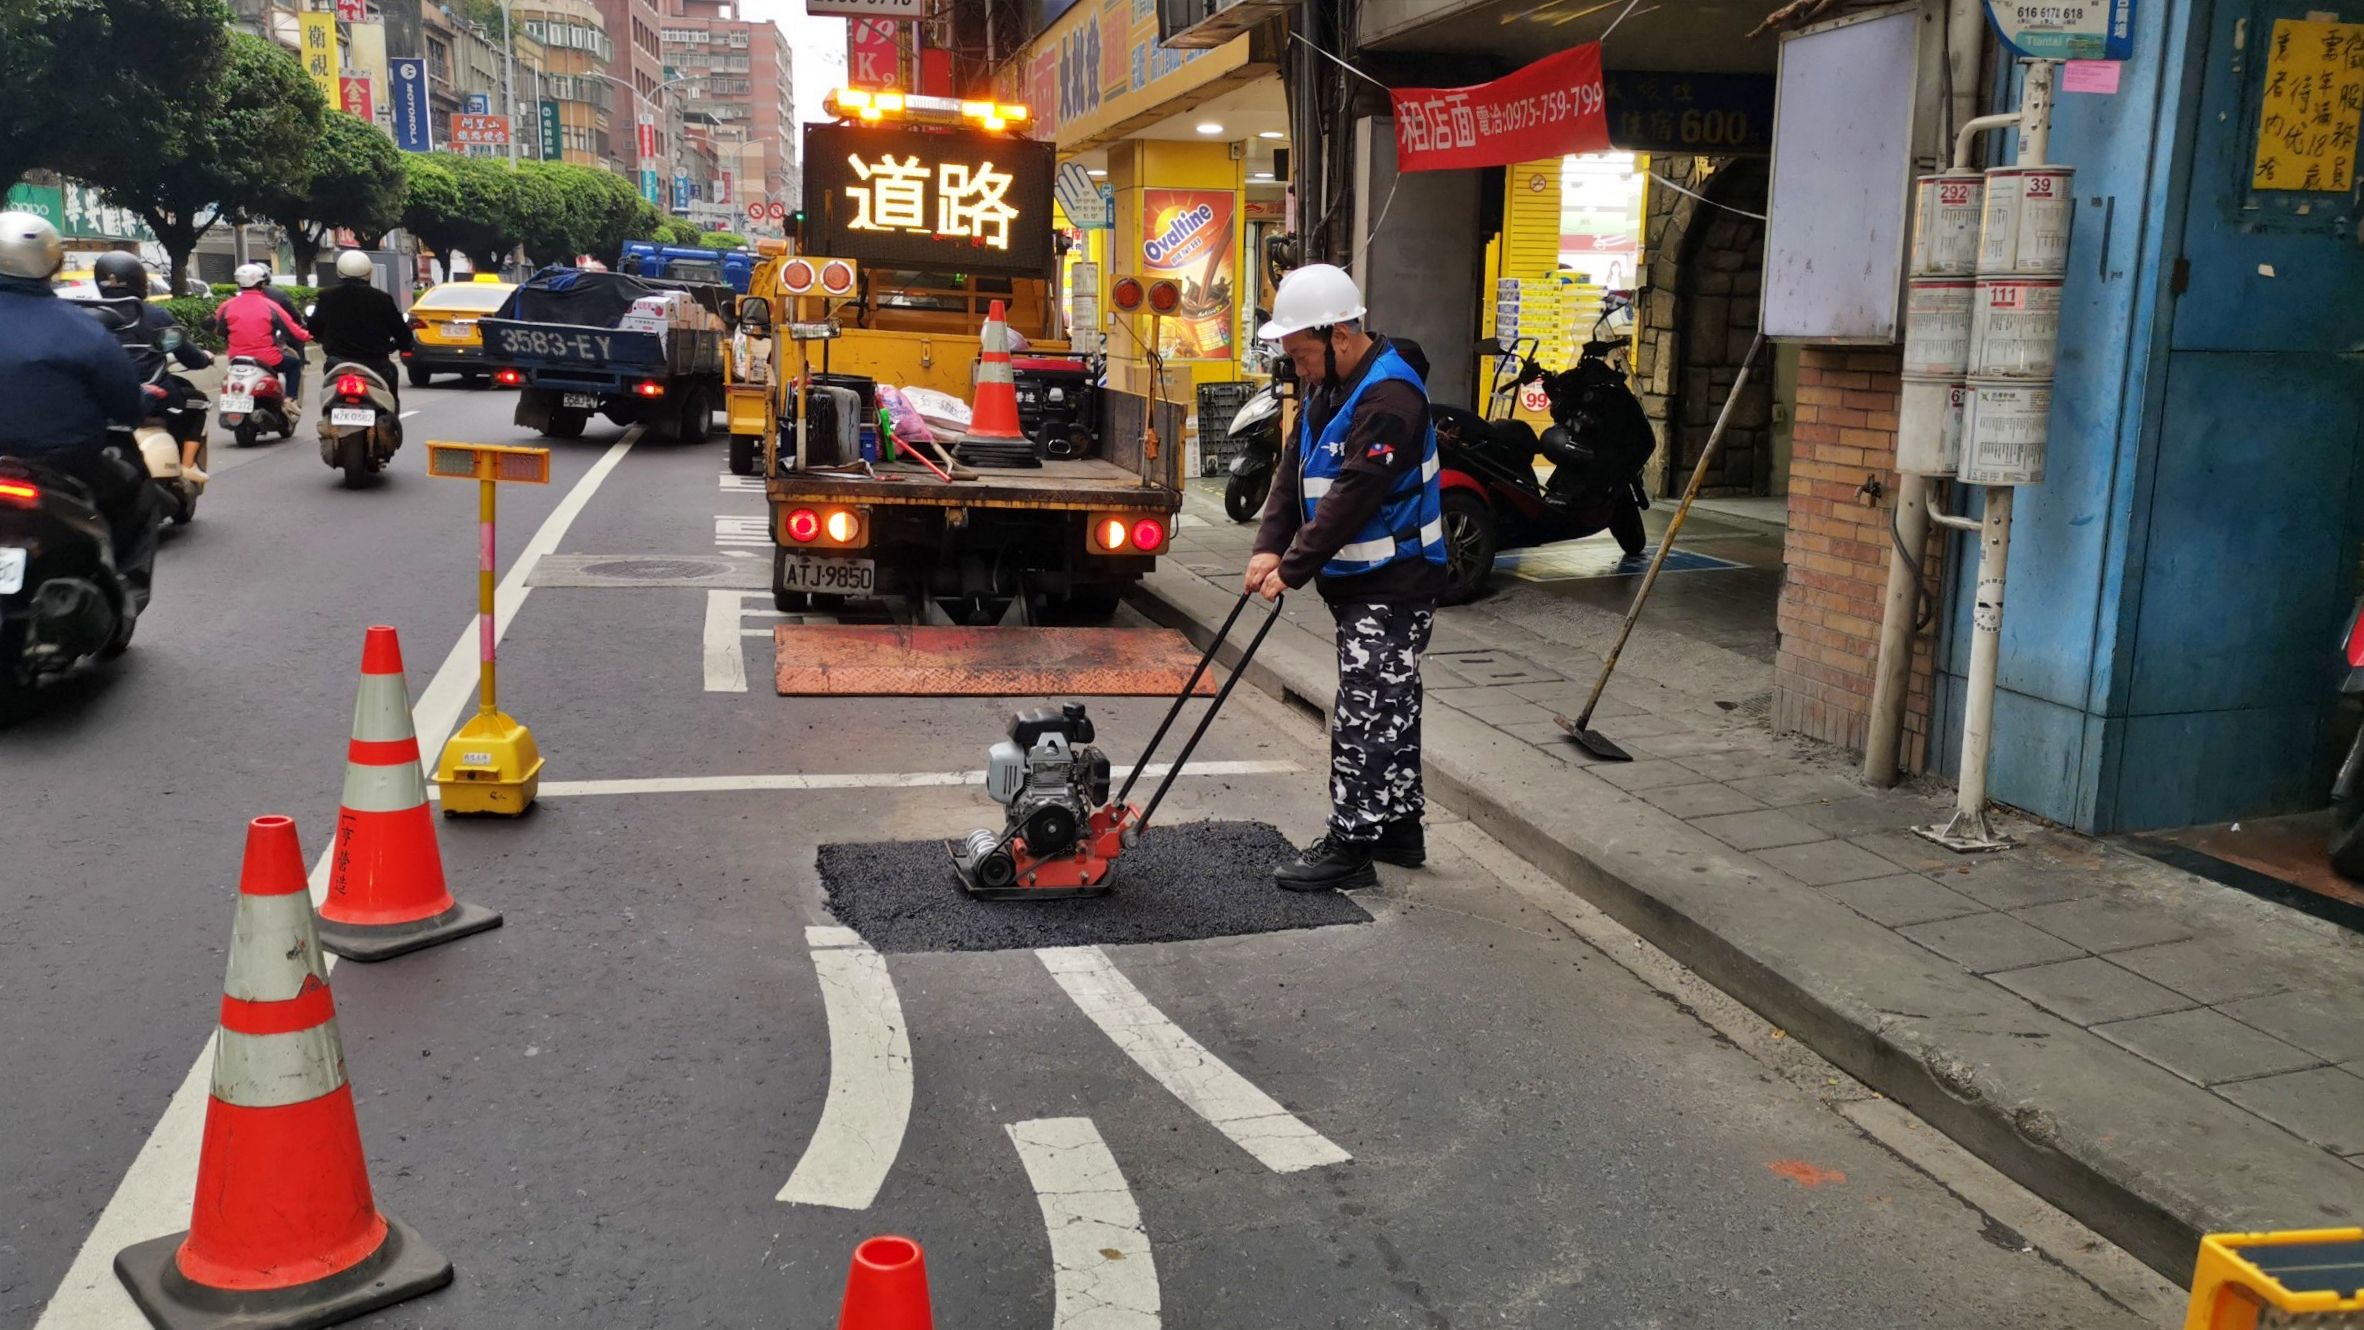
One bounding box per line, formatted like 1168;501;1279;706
318;625;501;961
113;815;452;1329
954;300;1037;468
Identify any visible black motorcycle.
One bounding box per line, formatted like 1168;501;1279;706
1221;379;1284;523
0;453;150;716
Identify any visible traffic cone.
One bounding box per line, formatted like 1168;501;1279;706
838;1236;933;1330
114;815;453;1328
317;625;501;962
955;300;1035;466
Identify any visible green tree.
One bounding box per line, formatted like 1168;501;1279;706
511;161;580;267
91;33;321;291
698;230;748;250
268;110;407;275
0;0;229;194
400;150;519;273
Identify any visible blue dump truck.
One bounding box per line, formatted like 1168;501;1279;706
617;242;756;292
481;268;731;441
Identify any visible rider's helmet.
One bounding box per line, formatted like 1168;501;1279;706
335;249;374;281
93;251;148;299
0;211;65;281
232;263;269;289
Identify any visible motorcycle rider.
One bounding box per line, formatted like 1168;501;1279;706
308;249;414;410
0;212;159;601
210;263;310;407
88;252;211;483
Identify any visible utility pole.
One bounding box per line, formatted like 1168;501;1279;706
501;0;519;168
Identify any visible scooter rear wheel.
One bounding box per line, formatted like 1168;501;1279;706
1224;468;1269;523
1440;490;1498;606
1609;500;1647;555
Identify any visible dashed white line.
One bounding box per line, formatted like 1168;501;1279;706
715;514;770;547
1006;1117;1161;1329
35;433;641;1330
1037;946;1350;1174
778;927;912;1210
399;409;420;419
705;588;754;692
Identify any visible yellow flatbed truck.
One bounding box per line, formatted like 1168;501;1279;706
742;92;1184;624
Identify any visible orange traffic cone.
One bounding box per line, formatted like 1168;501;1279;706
317;625;500;961
838;1236;934;1329
955;301;1033;466
114;815;453;1328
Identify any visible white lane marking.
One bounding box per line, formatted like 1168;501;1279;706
778;927;911;1210
1037;947;1350;1174
720;474;765;491
399;410;420;419
437;759;1298;800
806;925;862;949
34;433;639;1330
716;514;769;547
742;627;777;637
705;589;751;692
1006;1118;1161;1329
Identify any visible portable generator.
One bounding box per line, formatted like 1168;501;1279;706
949;592;1282;898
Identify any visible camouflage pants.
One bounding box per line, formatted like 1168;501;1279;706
1328;601;1435;840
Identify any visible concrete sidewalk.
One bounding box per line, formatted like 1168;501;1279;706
1142;481;2363;1283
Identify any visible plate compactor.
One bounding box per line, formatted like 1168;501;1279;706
951;594;1283;898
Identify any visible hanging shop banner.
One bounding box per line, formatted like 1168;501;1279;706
339;75;374;121
804;121;1057;277
1983;0;2135;61
540;99;563;159
2251;18;2364;192
1140;188;1235;360
389;57;432;150
451;113;511;147
1390;42;1609;173
297;11;342;106
805;0;921;16
848;17;899;87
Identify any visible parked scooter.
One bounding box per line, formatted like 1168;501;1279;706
317;361;402;486
2329;598;2364;878
0;454;149;717
1428;333;1655;604
218;358;294;448
1221;379;1284;522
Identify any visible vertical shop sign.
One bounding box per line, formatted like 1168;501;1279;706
2252;18;2364;192
389;57;431;149
1141;188;1235;359
298;11;342;105
849;18;898;87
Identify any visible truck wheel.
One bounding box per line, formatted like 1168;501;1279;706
728;434;757;475
1440;490;1498;605
407;365;432;388
680;387;713;443
771;547;806;614
543;408;589;439
1055;587;1124;623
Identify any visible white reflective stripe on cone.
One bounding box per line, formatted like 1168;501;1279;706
977;363;1014;384
350;673;418;743
213;1024;348;1108
342;757;429;814
223;893;329;1002
1301;477;1332;498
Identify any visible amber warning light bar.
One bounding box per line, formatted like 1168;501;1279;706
831;87;1030;132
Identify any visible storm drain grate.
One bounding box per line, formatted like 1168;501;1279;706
526;554;770;589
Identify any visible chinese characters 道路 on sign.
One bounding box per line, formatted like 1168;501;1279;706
802;123;1056;277
1390;43;1609;172
2252;18;2364;193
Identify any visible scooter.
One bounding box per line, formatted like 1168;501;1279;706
2329;597;2364;878
218;358;294;448
1429;334;1654;604
130;379;207;526
317;362;403;487
0;453;150;718
1221;379;1284;523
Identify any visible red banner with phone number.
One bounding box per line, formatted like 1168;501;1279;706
1390;43;1610;172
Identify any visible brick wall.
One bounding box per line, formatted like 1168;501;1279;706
1772;346;1942;768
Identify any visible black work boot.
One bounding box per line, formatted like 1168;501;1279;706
1371;817;1425;868
1274;834;1381;892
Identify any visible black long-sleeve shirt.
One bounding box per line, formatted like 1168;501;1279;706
1252;336;1448;605
310;282;414;361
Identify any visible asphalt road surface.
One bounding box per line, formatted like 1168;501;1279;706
0;383;2181;1328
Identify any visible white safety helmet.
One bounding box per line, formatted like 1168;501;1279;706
335;249;374;280
1256;263;1365;341
233;262;269;289
0;211;64;280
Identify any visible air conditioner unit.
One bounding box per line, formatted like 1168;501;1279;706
1157;0;1290;50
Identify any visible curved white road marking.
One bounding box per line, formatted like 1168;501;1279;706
34;433;640;1330
1007;1118;1161;1330
777;926;912;1210
1036;947;1350;1174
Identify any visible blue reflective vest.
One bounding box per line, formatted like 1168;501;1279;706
1298;344;1446;579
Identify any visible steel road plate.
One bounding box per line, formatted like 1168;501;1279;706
774;626;1221;697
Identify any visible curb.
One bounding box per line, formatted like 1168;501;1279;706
1131;566;2357;1283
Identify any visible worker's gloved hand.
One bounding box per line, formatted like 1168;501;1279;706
1243;551;1280;597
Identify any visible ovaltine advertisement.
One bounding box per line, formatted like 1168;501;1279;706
1141;189;1235;360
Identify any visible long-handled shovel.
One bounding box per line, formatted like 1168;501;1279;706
1557;332;1766;761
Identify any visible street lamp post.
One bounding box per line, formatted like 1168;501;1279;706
500;0;518;167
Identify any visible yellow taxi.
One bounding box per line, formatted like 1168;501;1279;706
402;276;516;387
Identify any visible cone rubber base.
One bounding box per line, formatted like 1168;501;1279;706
114;1214;452;1330
317;899;502;963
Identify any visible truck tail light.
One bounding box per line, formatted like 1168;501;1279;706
1131;519;1165;552
786;508;821;542
1098;518;1129;551
824;509;858;543
494;367;524;386
0;478;40;509
1089;512;1168;555
634;380;665;398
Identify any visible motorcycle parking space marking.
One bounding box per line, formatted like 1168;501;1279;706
777;927;913;1210
422;760;1299;800
1037;946;1352;1174
1007;1117;1162;1329
720;474;766;492
31;432;640;1330
716;514;771;548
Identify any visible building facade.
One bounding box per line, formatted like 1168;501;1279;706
517;0;618;165
660;0;794;207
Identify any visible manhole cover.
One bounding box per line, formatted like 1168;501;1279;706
527;554;770;590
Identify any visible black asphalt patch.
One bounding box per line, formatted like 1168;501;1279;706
817;820;1371;954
